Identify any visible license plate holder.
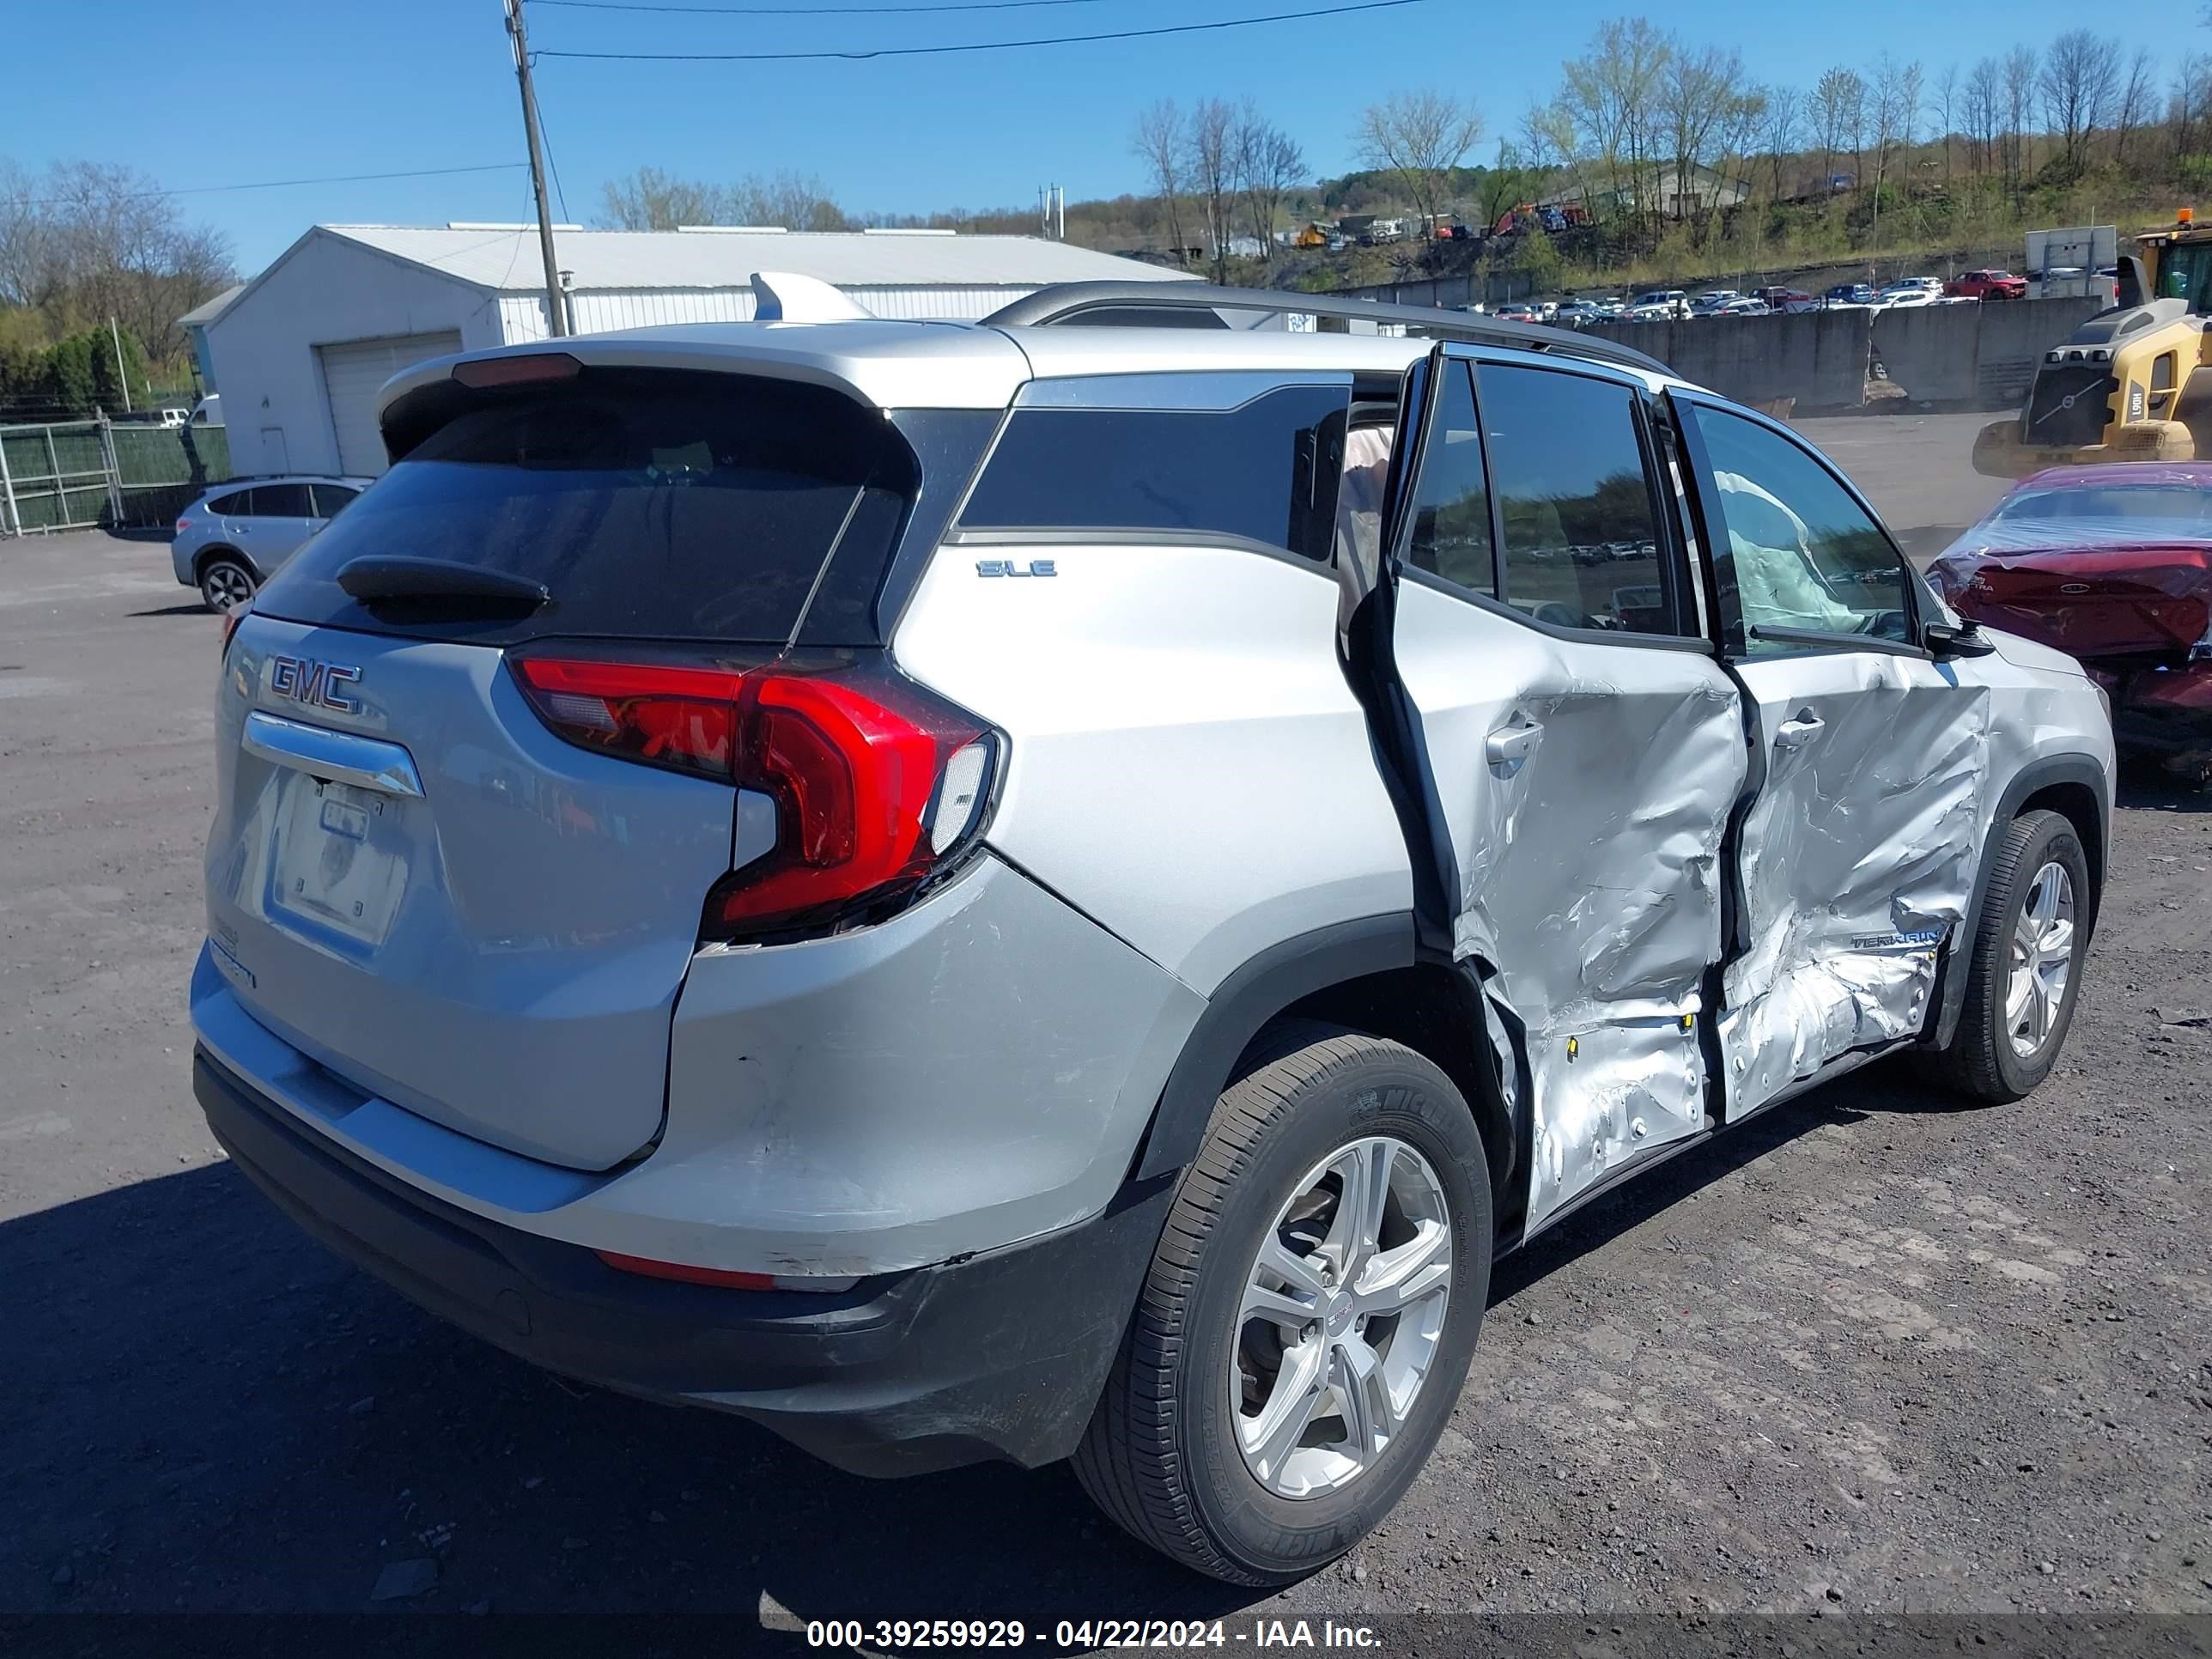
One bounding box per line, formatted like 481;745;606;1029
268;775;408;950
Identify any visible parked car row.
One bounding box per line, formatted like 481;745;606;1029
1506;273;2013;329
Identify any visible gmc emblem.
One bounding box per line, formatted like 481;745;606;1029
269;654;362;714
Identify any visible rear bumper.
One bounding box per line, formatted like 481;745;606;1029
197;1046;1172;1476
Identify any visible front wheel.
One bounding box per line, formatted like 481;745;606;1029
198;556;256;613
1928;810;2092;1102
1073;1028;1491;1584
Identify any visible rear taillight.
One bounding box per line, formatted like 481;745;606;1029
174;518;190;535
512;651;998;941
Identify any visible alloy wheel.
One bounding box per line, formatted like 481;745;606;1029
202;564;253;612
2004;860;2075;1059
1231;1136;1453;1499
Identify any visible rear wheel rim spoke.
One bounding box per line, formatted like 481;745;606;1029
1232;1133;1453;1499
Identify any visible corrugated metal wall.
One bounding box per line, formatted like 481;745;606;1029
497;284;1040;341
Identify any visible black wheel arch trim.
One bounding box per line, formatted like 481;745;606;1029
1133;912;1418;1182
1928;753;2109;1050
195;545;263;585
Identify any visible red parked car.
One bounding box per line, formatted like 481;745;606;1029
1944;269;2028;301
1752;285;1814;310
1926;465;2212;779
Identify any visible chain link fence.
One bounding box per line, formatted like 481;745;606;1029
0;417;232;536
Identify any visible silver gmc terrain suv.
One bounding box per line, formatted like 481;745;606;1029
192;279;2112;1584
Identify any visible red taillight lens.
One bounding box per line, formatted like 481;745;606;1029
513;656;742;778
511;651;997;941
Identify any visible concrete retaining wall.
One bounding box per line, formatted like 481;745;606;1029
1573;297;2104;413
1585;309;1873;411
1957;297;2103;407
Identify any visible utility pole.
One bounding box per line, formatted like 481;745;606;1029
503;0;569;337
107;317;132;412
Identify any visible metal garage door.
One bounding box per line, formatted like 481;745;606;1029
318;332;462;476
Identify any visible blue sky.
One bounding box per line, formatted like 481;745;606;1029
1;0;2188;274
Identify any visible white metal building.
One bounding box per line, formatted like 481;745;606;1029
203;223;1200;477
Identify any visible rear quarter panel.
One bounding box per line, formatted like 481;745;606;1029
892;538;1412;993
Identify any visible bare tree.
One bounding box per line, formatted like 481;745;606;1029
1964;56;2002;176
1658;42;1757;220
1186;97;1241;279
742;172;849;232
1813;66;1864;185
0;160;234;362
1355;88;1485;239
2175;56;2212;182
1234;106;1305;258
1761;85;1802;201
2040;29;2121;179
2112;48;2154;168
599;167;732;230
1867;53;1923;240
1522;100;1593;223
0;159;51;313
2002;46;2039;196
1557;19;1670;229
1131;100;1190;261
1933;62;1960;190
598;167;847;232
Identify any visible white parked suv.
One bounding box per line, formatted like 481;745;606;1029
191;278;2112;1584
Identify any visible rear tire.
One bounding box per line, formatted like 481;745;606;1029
1073;1028;1491;1584
1926;810;2090;1103
198;556;256;613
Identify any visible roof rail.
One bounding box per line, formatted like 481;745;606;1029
981;281;1671;377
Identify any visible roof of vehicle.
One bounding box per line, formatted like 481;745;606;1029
379;289;1685;418
311;224;1202;294
196;472;374;494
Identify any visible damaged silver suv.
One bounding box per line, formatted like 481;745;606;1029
191;279;2112;1586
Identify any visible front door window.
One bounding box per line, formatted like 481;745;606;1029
1686;407;1913;655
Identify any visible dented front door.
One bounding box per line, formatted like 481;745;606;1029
1380;349;1749;1231
1674;398;1991;1119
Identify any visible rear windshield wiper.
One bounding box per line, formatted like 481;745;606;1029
335;556;550;612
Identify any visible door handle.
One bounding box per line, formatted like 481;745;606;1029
1774;711;1826;750
1486;721;1542;778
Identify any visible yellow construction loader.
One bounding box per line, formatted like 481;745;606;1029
1973;210;2212;477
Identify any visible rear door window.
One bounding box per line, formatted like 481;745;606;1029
254;483;313;518
310;483;360;518
211;489;252;515
956;380;1348;561
1401;360;1493;593
1474;363;1681;636
252;368;920;646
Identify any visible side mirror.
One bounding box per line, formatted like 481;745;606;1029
1925;617;1996;659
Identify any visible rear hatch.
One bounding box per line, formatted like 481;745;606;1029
205;364;924;1170
1944;544;2212;661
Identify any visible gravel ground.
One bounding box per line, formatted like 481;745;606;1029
2;417;2207;1635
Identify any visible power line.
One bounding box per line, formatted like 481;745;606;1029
18;161;529;209
536;83;575;222
533;0;1422;60
539;0;1107;10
